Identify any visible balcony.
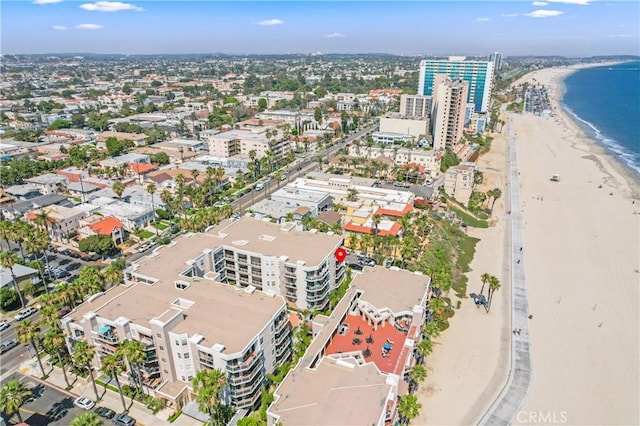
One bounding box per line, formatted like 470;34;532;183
306;287;330;303
231;374;263;398
239;266;248;274
250;259;261;267
306;269;328;281
284;279;297;290
141;364;160;375
200;356;215;369
227;350;261;373
275;344;291;361
95;325;119;345
228;361;262;386
224;252;235;261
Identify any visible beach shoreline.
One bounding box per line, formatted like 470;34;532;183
414;61;639;426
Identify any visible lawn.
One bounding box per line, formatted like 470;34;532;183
136;230;154;240
155;222;168;231
449;205;489;228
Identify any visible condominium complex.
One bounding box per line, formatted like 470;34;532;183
62;230;291;411
399;94;432;118
268;266;432;425
432;76;469;151
200;127;291;159
379;113;430;140
490;51;503;72
418;56;495;113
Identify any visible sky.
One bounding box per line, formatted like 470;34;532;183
1;0;638;56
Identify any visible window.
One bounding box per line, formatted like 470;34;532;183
161;358;166;362
182;339;187;346
159;346;164;351
163;369;168;374
184;353;190;359
177;353;182;359
187;375;193;381
156;333;161;338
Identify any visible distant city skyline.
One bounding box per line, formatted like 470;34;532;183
2;1;638;56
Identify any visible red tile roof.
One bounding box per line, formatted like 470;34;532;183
344;221;402;236
88;216;124;235
129;162;157;174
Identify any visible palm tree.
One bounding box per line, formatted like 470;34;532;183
480;273;491;296
423;322;440;341
54;282;78;309
489;187;502;215
408;364;427;393
102;264;124;288
74;266;105;300
72;341;100;401
415;339;433;364
17;319;46;377
146;183;159;238
24;232;50;294
120;340;146;395
39;305;61;330
0;379;32;423
101;353;128;411
487;275;501;313
33;210;51;233
43;328;71;388
346;188;359;202
112;180;125;201
192;368;228;426
371;214;382;236
71;412;103;426
0;220;13;250
0;251;26;308
397;394;421;424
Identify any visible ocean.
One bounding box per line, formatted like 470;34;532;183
561;61;640;178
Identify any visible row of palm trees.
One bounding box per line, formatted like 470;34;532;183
480;273;502;313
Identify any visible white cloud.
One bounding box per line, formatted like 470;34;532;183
532;1;548;5
52;25;67;30
75;23;104;30
548;0;593;4
256;19;284;26
325;32;345;38
79;1;143;12
33;0;62;4
525;9;565;17
476;17;490;22
500;13;519;17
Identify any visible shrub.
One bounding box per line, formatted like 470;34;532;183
0;287;19;311
168;410;182;423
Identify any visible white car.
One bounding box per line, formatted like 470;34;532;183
0;321;9;332
73;396;96;410
138;244;151;253
14;307;37;321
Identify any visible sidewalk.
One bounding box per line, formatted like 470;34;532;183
21;355;186;426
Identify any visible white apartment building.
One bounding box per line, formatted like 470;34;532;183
210;218;346;311
432;76;469;151
379;114;430;140
287;176;414;205
87;197;154;232
270;186;334;215
201;127;291;159
444;163;475;205
399;94;432;118
370;132;414;146
348;145;442;177
62;233;291;411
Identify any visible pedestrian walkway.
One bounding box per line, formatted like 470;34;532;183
20;354;194;425
478;115;533;425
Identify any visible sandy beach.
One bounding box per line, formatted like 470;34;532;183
415;62;639;426
512;65;639;425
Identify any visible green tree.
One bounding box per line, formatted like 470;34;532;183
408;364;427;392
257;98;267;110
0;287;19;311
192;368;228;426
78;235;116;256
17;319;46;377
73;341;100;401
397;394;421;424
120;339;146;396
71;412;103;426
102;264;124;288
101;353;128;411
346;188;359;202
112;180;125;200
0;379;32;423
480;272;491;296
488;187;502;215
105;137;133;157
487;275;501;313
43;328;71;388
146;183;159;237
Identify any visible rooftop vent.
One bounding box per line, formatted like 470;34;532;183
232;239;249;246
244;285;257;294
171;297;195;309
260;234;276;242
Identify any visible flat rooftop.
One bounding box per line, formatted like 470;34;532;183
269;357;391;426
353;266;430;314
67;274;285;354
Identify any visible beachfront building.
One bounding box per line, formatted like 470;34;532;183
268;266;431;425
370;131;414;146
212;218;346;311
444;163;476;205
431;76;469;151
418;57;495;113
399;94;432;118
61;233;291;410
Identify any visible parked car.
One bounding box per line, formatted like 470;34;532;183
58;307;71;317
0;339;19;354
52;268;70;279
138;244;151;253
0;321;9;332
73;396;96;410
14;307;38;321
254;183;264;191
95;406;116;419
113;413;136;426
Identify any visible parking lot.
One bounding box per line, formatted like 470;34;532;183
2;373;86;426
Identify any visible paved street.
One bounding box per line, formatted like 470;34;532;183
1;372;85;426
